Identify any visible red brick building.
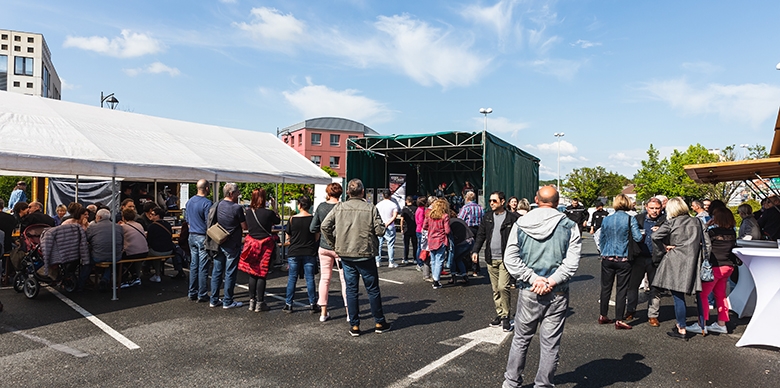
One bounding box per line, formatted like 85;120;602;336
280;117;379;177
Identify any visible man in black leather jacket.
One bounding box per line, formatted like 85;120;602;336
626;197;666;326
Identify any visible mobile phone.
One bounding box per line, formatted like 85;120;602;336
335;260;343;270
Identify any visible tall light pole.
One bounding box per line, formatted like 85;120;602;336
100;91;119;109
479;108;492;205
479;108;493;131
554;132;565;190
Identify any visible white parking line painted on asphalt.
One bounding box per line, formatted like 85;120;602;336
46;286;140;350
235;284;308;307
1;324;89;358
388;326;512;387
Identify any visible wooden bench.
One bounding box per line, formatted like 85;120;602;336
94;255;175;289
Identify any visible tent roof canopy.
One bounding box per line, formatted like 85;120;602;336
0;92;331;184
685;157;780;184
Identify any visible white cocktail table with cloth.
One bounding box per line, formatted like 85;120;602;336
731;247;780;348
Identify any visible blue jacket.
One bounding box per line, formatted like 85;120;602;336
598;210;642;258
504;207;581;293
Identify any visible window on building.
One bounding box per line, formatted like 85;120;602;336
26;82;33;88
1;34;7;40
348;135;358;139
14;56;33;76
27;37;34;43
42;66;49;97
330;134;340;146
13;81;20;87
14;36;21;42
298;133;303;145
27;47;33;53
329;156;340;168
311;133;322;145
291;135;295;146
1;44;6;50
311;155;321;166
0;54;6;91
14;46;20;52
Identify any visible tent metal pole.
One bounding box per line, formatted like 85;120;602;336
111;171;118;301
154;180;158;208
213;175;218;202
755;173;780;197
481;130;486;205
280;177;286;264
75;175;79;203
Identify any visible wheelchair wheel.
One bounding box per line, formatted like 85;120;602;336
13;272;24;293
24;278;40;299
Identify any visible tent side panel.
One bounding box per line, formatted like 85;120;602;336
485;133;539;201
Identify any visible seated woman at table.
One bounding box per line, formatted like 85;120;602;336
52;204;67;226
691;207;739;334
146;207;175;283
61;205;89;230
121;208;148;286
652;197;711;340
284;196;318;313
737;203;762;240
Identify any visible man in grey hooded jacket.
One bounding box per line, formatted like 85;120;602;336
502;186;581;388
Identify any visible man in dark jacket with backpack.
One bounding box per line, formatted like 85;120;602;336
471;191;519;332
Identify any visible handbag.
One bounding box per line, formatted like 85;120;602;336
207;201;230;245
627;215;641;261
700;259;714;282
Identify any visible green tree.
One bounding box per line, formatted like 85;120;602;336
665;144;719;201
321;166;339;177
565;167;627;206
633;144;669;201
746;144;768;160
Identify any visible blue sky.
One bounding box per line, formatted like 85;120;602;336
4;0;780;181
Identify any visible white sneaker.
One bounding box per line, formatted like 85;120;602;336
388;262;399;268
319;313;330;322
376;261;381;268
149;275;161;283
685;322;706;334
706;322;727;334
223;301;243;309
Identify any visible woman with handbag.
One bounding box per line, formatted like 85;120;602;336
652;197;711;340
283;196;319;313
310;183;347;322
687;207;738;335
597;194;642;330
240;188;280;312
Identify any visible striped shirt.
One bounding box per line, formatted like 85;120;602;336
458;201;484;227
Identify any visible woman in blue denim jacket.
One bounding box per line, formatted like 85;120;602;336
597;194;642;330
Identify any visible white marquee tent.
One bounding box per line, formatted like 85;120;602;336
0;91;331;184
0;91;331;300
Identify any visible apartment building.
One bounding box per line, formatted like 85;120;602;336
280;117;379;177
0;29;61;99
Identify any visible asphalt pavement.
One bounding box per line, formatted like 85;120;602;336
1;233;779;387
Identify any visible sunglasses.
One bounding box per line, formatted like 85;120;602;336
490;199;500;203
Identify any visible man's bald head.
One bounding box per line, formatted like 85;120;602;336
535;186;559;208
196;179;210;195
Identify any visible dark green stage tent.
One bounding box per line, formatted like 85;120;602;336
346;131;539;204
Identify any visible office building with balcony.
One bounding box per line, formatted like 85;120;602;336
0;29;61;99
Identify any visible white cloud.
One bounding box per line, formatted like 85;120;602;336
640;78;780;128
461;0;519;45
234;7;307;52
472;116;529;137
609;152;633;161
333;14;491;88
571;39;601;49
60;78;78;90
124;62;180;77
559;155;578;162
524;58;587;80
533;140;578;155
63;30;164;58
282;79;393;123
681;61;722;75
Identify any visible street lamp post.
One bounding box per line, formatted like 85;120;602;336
100;92;119;109
479;107;493;131
479;108;492;205
554;132;565;190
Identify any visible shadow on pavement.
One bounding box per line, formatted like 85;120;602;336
386;299;436;315
391;310;465;330
552;353;652;387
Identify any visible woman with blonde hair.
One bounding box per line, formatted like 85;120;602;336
422;199;451;289
597;194;642;329
652;197;710;340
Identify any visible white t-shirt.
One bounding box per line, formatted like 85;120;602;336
376;199;399;226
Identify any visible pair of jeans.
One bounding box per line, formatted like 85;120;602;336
504;289;569;388
210;244;241;305
451;240;473;277
376;226;396;265
670;290;703;329
469;226;481;274
600;258;632;320
188;234;210;300
488;259;511;318
430;245;447;281
415;232;423;266
286;255;317;306
403;233;418;262
342;258;386;327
